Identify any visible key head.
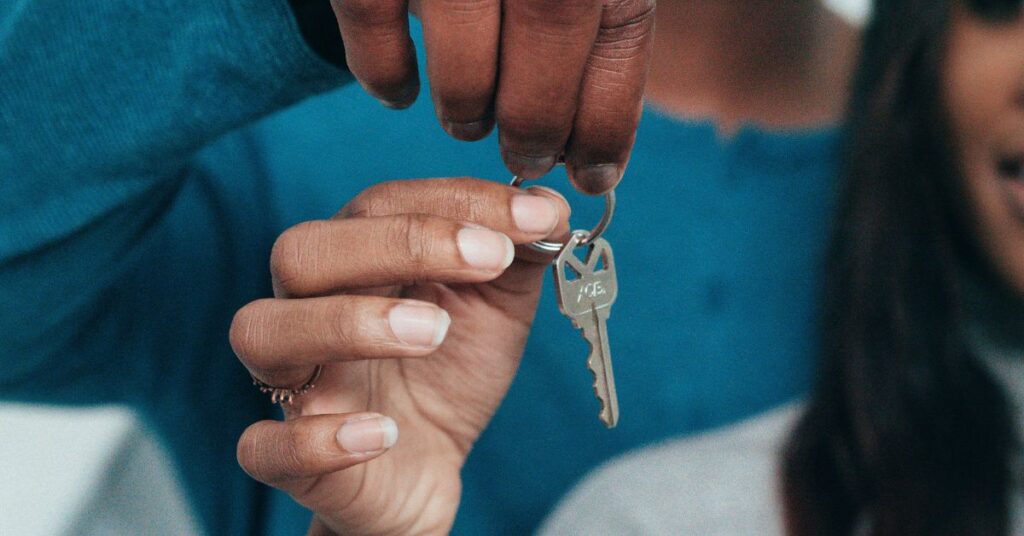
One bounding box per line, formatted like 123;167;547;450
554;235;618;319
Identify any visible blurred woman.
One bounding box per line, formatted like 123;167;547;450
544;1;1024;534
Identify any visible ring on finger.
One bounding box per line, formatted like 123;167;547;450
252;365;323;405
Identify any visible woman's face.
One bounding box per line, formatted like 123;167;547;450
944;2;1024;293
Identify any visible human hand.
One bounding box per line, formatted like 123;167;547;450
231;178;570;535
326;0;655;194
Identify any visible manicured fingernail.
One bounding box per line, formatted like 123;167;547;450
526;186;571;214
389;304;450;348
572;164;622;194
512;195;559;235
457;227;514;271
442;119;493;141
337;415;399;454
503;151;558;179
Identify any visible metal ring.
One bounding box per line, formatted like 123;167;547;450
252;365;323;405
510;175;615;254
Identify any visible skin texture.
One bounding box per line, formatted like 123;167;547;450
233;179;571;535
944;4;1024;293
329;0;656;194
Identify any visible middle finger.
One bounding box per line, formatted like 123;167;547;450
231;295;450;385
497;0;604;179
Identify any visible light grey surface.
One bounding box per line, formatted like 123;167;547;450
825;0;871;23
540;403;799;536
0;405;201;536
541;325;1024;536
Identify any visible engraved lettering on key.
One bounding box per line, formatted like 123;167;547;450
578;281;607;303
554;233;620;428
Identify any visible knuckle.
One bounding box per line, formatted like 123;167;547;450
596;1;655;52
324;304;361;352
270;221;327;296
387;214;439;276
237;425;269;480
344;182;400;218
426;178;490;222
283;420;333;474
603;0;656;27
229;301;268;362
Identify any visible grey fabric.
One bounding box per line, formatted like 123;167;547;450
539;404;800;536
542;269;1024;535
70;427;202;536
966;266;1024;536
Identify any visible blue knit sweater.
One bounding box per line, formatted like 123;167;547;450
0;2;840;534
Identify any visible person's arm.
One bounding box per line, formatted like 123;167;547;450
0;0;350;398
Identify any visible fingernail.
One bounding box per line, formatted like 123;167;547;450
457;227;514;271
389;304;451;348
503;151;558;179
571;164;622;194
337;415;399;455
378;97;415;110
370;83;419;110
526;186;571;214
511;195;559;235
442;119;493;141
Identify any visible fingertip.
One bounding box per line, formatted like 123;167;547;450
567;163;622;195
374;81;421;110
523;186;572;241
525;185;571;218
388;302;451;348
441;117;495;141
502;149;558;179
433;309;452;347
457;226;515;272
511;194;560;235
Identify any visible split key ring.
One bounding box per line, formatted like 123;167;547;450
510;172;616;254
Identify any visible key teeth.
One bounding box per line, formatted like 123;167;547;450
586;343;616;428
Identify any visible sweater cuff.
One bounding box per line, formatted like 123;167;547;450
287;0;348;69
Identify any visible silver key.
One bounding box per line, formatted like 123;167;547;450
553;233;619;428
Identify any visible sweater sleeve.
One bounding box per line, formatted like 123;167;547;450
0;0;351;398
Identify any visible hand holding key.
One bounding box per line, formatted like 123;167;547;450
231;178;570;535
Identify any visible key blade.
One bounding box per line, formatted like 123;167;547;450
584;307;619;428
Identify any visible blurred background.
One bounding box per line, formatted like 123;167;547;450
0;0;870;534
